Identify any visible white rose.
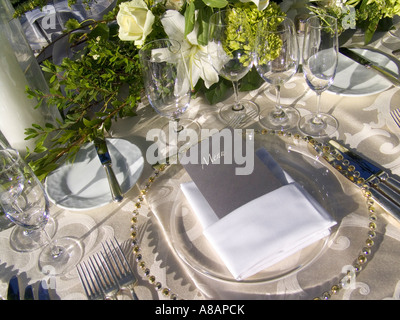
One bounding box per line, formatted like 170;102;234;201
117;0;155;46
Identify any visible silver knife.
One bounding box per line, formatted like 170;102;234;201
24;285;34;300
7;276;20;300
94;138;123;203
339;47;400;87
326;140;400;223
38;281;50;300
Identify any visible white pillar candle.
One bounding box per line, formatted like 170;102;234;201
0;29;46;154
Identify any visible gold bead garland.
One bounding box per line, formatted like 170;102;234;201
129;128;378;300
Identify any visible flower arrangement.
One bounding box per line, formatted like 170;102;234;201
283;0;400;44
20;0;400;179
23;0;284;179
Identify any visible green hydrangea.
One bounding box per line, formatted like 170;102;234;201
224;2;284;66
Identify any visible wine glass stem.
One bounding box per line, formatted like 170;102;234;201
42;229;63;258
173;119;184;133
232;81;244;112
312;92;324;126
273;85;285;118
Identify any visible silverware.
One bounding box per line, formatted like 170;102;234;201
77;252;118;300
7;276;20;300
24;285;34;300
339;47;400;87
102;238;139;300
38;281;51;300
326;139;400;223
77;238;138;300
227;109;259;129
94;138;123;202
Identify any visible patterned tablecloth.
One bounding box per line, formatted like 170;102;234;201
1;29;400;301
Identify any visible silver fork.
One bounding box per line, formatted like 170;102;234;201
77;251;119;300
226;109;259;128
391;108;400;128
102;238;139;300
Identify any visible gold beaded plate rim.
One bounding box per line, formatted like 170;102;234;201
131;130;378;299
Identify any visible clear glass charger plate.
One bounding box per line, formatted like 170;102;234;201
145;132;371;292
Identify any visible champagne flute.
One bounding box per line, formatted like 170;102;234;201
254;16;300;130
208;9;259;125
299;14;339;137
139;39;199;149
0;149;83;275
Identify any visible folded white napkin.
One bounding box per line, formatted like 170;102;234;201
181;149;336;280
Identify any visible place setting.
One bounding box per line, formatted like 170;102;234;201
3;0;400;302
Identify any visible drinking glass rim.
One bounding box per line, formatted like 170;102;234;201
306;14;338;29
138;38;181;61
0;149;21;175
209;8;247;27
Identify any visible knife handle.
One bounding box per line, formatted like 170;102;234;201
103;164;123;202
383;176;400;193
375;182;400;208
370;187;400;224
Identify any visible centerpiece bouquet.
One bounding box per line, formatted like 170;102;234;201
281;0;400;44
23;0;284;179
20;0;400;179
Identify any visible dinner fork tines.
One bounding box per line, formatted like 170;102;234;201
77;252;119;300
102;238;139;300
391;108;400;128
227;109;259;129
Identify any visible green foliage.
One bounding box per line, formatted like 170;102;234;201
20;0;281;179
25;14;143;180
307;0;400;44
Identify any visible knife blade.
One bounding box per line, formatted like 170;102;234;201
327;140;400;223
38;281;50;300
94;138;123;203
339;47;400;87
7;276;20;300
24;285;34;300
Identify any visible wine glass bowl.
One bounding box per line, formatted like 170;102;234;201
254;16;300;130
298;14;339;137
0;149;83;275
208;9;259;124
139;39;199;148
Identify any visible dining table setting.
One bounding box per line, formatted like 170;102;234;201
2;0;400;304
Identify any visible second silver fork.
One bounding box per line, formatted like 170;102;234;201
227;109;259;128
102;238;139;300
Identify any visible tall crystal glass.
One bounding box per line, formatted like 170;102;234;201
139;39;199;149
208;9;259;125
0;149;83;275
254;16;300;130
299;15;339;137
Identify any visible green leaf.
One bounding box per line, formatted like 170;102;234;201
240;67;264;91
201;0;228;8
197;6;213;46
184;1;196;37
204;79;231;105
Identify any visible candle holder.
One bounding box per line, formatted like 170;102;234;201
0;0;60;154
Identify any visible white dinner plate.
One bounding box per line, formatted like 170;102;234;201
45;138;144;211
328;48;400;96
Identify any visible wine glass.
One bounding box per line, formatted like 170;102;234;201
298;14;339;137
0;149;83;275
139;39;199;150
208;9;259;125
254;16;300;130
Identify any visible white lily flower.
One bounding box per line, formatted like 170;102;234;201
161;10;220;90
239;0;269;11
